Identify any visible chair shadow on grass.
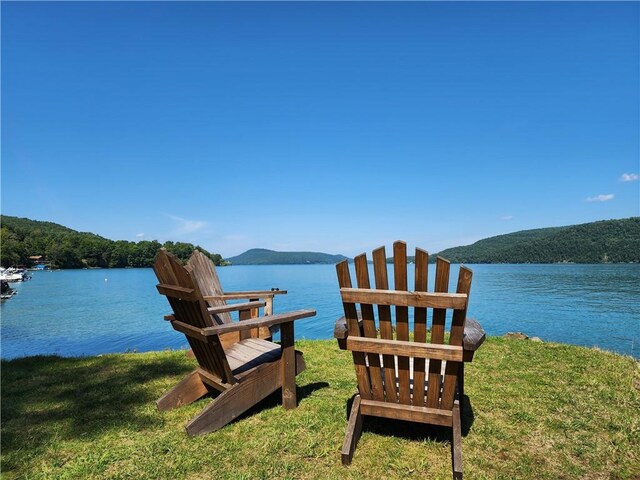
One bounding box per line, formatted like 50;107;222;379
1;352;202;455
214;380;330;427
344;393;475;444
1;353;331;460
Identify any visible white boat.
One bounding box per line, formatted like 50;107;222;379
0;267;31;282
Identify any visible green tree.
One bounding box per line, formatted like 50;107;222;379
1;215;228;269
1;227;24;266
46;238;82;269
109;241;133;268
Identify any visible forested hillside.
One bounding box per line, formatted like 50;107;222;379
436;218;640;264
227;248;348;265
0;216;224;269
3;216;637;268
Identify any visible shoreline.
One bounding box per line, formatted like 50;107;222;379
2;335;638;362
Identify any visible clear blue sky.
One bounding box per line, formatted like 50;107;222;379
2;2;638;258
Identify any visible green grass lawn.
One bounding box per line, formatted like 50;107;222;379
2;338;639;479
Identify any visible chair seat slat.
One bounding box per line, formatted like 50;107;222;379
225;338;281;374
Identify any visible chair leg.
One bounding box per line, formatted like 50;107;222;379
452;401;463;480
341;395;363;465
280;322;297;409
458;363;465;417
185;360;281;436
156;369;209;411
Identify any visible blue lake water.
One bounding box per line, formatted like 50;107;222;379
1;264;639;359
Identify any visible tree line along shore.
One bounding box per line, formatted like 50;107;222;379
0;216;224;269
1;215;638;269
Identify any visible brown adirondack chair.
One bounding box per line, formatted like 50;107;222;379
153;249;316;436
186;250;287;349
335;241;475;479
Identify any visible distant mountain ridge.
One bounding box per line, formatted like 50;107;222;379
228;218;639;265
434;217;639;264
227;248;348;265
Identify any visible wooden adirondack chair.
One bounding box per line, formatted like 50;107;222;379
153;249;316;436
186;250;287;349
335;241;475;479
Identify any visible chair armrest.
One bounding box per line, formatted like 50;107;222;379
334;312;363;350
207;301;266;315
203;290;287;301
334;316;349;341
462;317;486;361
169;310;316;341
228;289;287;296
463;318;485;351
334;311;364;339
206;309;315;335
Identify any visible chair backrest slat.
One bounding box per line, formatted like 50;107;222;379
336;259;372;399
372;246;398;402
186;250;231;324
354;254;385;401
393;242;409;341
412;247;429;406
393;241;411;404
440;266;473;410
426;257;451;408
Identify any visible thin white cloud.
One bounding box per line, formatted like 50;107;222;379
585;194;614;202
620;173;639;182
135;233;145;238
500;215;513;221
167;214;207;235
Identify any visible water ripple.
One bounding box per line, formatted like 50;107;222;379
1;264;638;359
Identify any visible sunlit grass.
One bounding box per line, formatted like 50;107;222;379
2;339;638;479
